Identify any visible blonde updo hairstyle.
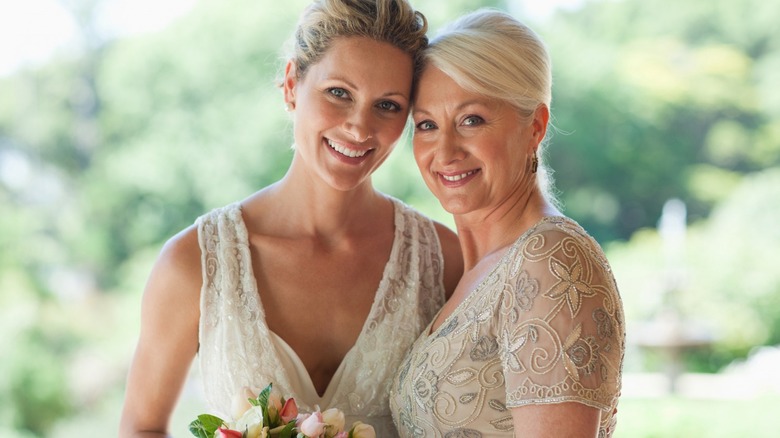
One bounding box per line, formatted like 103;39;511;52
286;0;428;84
421;9;558;204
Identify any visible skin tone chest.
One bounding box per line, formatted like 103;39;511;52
243;36;414;396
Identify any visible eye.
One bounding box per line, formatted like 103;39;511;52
462;115;484;126
377;100;401;112
327;87;349;99
415;120;437;131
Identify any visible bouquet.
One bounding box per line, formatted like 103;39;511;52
189;383;376;438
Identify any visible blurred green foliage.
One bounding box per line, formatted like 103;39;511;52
0;0;778;435
544;0;780;241
614;395;780;438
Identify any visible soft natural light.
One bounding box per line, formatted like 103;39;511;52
0;0;196;76
0;0;77;76
510;0;586;21
0;0;584;77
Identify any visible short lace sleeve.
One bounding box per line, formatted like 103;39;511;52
496;219;624;414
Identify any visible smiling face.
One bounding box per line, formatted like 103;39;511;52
283;36;414;192
412;65;548;217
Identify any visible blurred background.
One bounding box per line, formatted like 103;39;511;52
1;0;779;436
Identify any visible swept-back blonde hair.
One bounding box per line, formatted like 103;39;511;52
422;9;558;204
287;0;428;80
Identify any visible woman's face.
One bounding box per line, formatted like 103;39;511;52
283;37;413;191
412;65;547;217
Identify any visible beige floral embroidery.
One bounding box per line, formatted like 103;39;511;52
546;257;596;317
562;323;600;380
389;218;624;438
513;270;539;311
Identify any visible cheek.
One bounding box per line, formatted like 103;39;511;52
376;118;407;143
412;140;428;168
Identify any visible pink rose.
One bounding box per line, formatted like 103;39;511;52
298;411;326;437
333;433;348;438
280;397;299;423
216;427;243;438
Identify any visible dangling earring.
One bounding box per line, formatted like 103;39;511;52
531;151;539;174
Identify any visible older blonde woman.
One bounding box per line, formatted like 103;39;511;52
390;9;625;437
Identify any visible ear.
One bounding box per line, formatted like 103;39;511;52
530;104;550;152
283;59;298;109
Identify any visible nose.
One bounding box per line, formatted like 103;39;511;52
435;130;467;165
343;108;373;143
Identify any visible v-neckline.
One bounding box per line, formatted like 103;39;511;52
425;215;569;340
234;198;402;402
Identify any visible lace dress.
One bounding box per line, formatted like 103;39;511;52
390;217;625;437
197;197;446;436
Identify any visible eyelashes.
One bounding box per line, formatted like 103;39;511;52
414;114;485;131
326;87;402;113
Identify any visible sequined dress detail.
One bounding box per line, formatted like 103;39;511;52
197;198;447;436
390;217;625;437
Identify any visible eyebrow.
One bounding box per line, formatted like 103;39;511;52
413;99;489;116
325;75;409;100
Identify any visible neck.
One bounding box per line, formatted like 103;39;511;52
263;155;388;243
454;187;557;271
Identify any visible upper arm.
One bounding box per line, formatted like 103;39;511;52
510;402;601;437
497;227;623;434
119;226;203;437
433;221;463;299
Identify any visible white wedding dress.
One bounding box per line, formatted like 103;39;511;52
196;197;447;436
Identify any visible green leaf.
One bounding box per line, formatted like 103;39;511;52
278;422;297;438
188;414;225;438
188;420;207;438
257;383;272;427
257;383;272;407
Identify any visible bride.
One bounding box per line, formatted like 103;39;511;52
118;1;462;436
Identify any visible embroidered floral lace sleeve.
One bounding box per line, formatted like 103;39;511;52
497;219;624;432
390;217;624;437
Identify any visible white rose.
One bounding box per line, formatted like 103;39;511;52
233;405;264;434
348;421;376;438
246;425;269;438
321;408;345;436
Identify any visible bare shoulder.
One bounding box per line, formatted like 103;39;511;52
152;225;202;288
433;221;463;299
119;225;203;435
145;224;202;311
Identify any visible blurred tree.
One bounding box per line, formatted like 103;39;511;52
543;0;780;242
609;167;780;371
686;167;780;365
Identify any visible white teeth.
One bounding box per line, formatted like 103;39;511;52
442;170;476;182
328;139;368;158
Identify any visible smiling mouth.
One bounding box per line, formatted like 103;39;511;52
440;170;478;182
327;139;371;158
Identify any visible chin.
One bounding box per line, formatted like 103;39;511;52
326;174;372;192
438;198;476;216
